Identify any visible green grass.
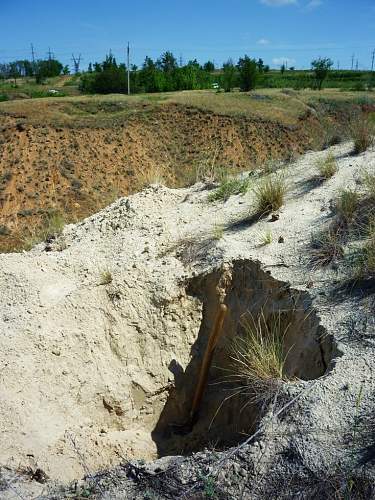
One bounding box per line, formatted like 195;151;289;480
259;229;272;246
208;177;250;202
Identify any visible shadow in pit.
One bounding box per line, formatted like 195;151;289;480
151;259;337;458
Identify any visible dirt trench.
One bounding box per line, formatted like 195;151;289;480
150;260;336;457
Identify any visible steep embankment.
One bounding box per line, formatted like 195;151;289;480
0;143;374;499
0;96;326;252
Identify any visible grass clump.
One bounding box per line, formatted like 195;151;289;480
99;269;113;285
208;177;249;202
350;219;375;279
310;228;344;267
363;171;375;199
229;310;290;403
316;152;338;179
212;224;224;240
253;174;286;215
350;115;374;154
336;188;360;222
259;229;272;246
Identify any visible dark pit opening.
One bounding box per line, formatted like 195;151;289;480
152;260;336;457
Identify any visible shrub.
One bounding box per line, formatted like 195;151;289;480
253;174;286;214
350;116;374;154
229;310;290;403
316;153;338;179
208;177;249;202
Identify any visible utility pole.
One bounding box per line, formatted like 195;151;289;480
71;54;82;74
351;54;354;70
30;43;36;76
127;42;130;95
356;59;359;71
47;47;53;60
371;49;375;72
337;60;340;70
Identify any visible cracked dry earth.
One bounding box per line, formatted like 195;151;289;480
0;142;374;499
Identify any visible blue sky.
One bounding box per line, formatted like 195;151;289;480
1;0;375;71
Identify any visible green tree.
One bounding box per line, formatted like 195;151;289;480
311;57;333;90
222;59;236;92
238;55;258;91
257;58;264;73
35;59;63;83
203;61;215;72
157;51;178;73
79;54;126;94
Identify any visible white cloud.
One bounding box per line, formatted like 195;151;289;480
306;0;323;9
272;57;296;67
257;38;271;45
260;0;297;6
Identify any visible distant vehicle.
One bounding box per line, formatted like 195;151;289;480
212;82;219;89
48;89;59;95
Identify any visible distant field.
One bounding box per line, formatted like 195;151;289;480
0;87;373;126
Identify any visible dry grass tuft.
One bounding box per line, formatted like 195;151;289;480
310;227;344;267
316;153;338;179
99;269;113;285
350;115;375;154
229;310;291;403
259;229;272;246
350;219;375;279
336;188;360;223
253;174;287;215
363;171;375;199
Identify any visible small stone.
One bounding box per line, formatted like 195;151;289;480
278;236;284;243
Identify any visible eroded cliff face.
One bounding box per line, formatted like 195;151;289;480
0;101;318;252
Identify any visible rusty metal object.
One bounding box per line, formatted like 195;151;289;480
190;303;228;421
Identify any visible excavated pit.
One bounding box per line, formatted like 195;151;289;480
152;259;336;457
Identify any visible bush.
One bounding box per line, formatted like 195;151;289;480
315;153;338;179
253;174;287;214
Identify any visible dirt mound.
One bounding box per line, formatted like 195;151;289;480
0;143;374;499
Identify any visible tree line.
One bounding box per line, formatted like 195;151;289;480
0;51;338;94
79;52;272;94
0;59;69;84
